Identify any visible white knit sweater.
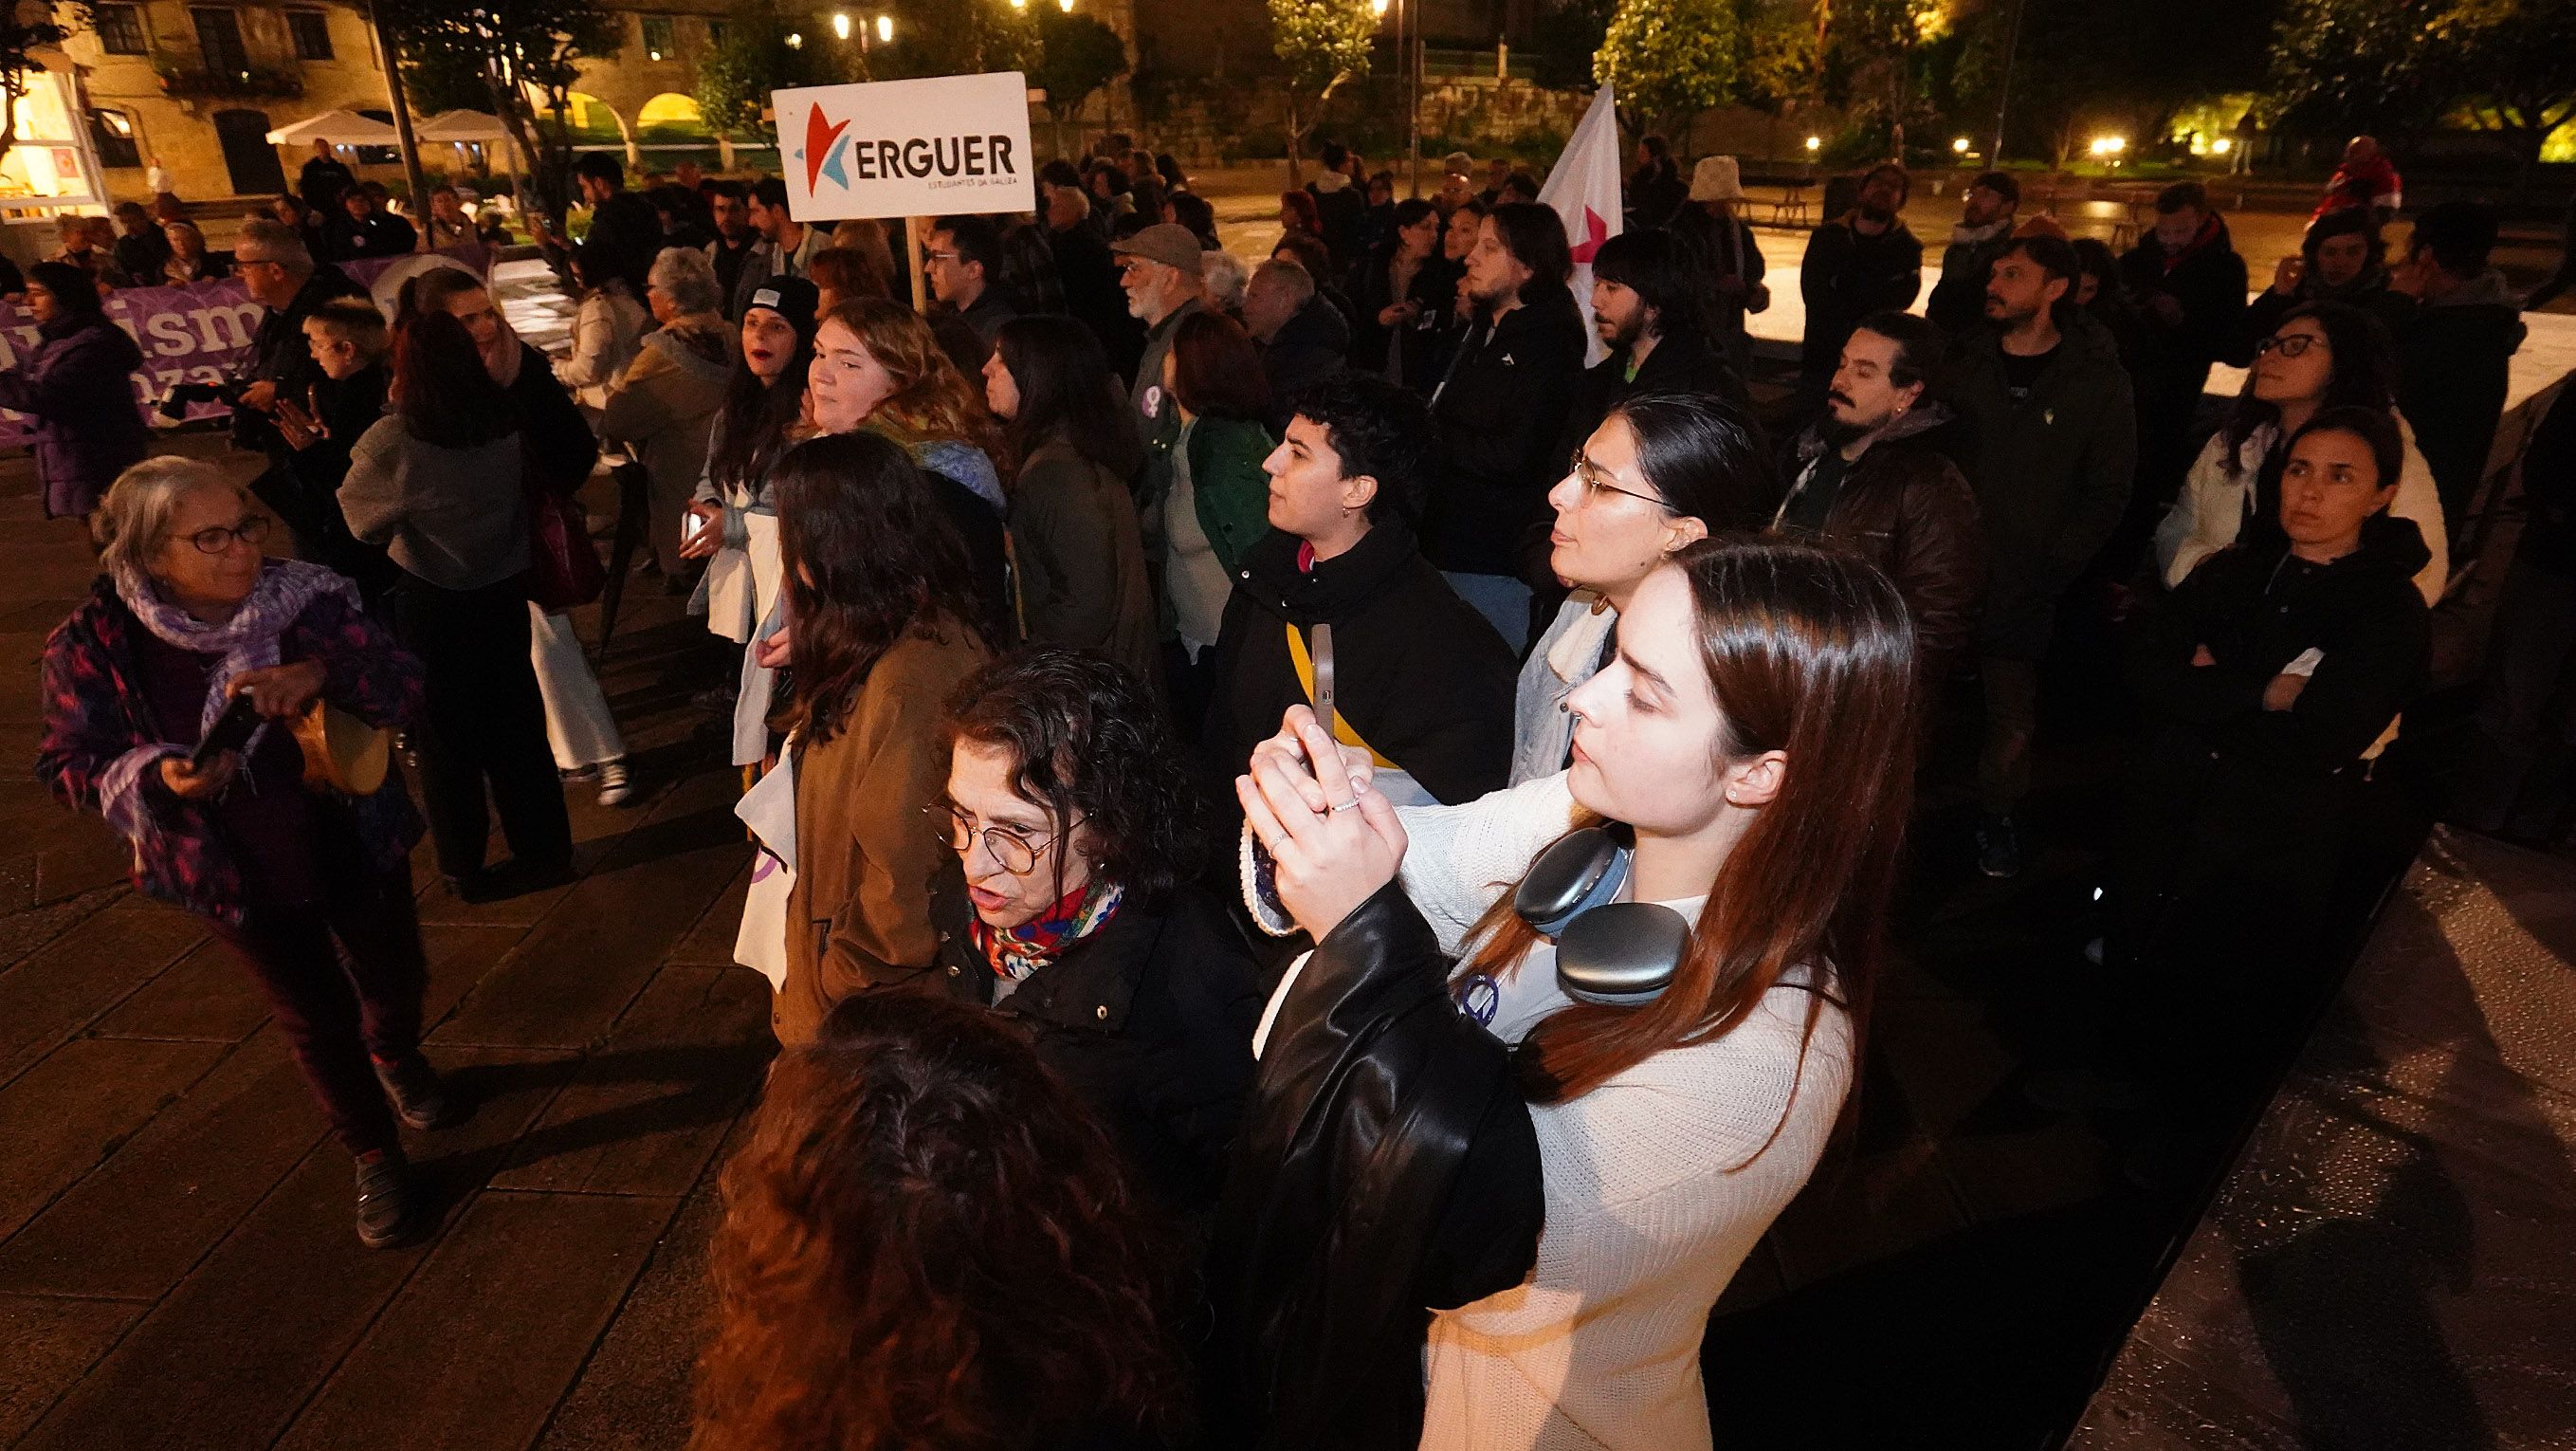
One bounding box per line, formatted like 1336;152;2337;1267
1393;775;1854;1451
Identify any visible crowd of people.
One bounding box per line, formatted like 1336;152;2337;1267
20;123;2563;1450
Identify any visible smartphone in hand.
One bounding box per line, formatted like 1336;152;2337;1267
191;692;263;769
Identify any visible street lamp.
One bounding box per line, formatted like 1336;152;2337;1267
1953;137;1969;155
1371;0;1388;11
785;30;802;46
831;10;850;39
1805;136;1821;153
875;13;893;42
2211;138;2234;156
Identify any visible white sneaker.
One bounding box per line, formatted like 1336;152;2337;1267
595;759;636;807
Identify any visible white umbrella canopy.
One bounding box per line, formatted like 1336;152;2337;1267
265;109;400;146
415;110;511;143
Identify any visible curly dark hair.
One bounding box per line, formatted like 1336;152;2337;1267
695;990;1190;1451
771;432;982;746
1286;372;1431;526
942;647;1206;906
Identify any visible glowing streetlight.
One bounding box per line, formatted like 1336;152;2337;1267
785;30;802;46
1371;0;1389;12
1058;0;1074;9
2211;138;2234;156
875;13;893;41
831;10;850;38
1804;136;1821;153
1953;137;1969;154
1009;0;1025;9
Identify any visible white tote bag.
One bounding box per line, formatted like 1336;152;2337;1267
732;745;799;992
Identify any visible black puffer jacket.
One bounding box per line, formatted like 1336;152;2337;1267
933;868;1262;1215
1209;881;1543;1450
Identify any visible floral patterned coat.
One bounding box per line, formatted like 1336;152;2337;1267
35;573;427;924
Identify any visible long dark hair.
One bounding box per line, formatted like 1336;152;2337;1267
993;315;1141;481
772;432;980;746
695;990;1189;1451
2221;300;2398;474
1606;393;1776;533
1461;538;1916;1119
1168;310;1272;424
392;309;515;448
943;648;1204;906
710;314;814;493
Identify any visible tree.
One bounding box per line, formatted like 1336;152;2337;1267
1029;9;1128;160
693;6;859;147
1269;0;1375;175
2430;0;2576;186
384;0;622;235
0;1;73;170
2268;0;2576;190
874;0;1037;82
1596;0;1749;140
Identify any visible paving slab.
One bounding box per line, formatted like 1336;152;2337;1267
0;1037;228;1242
0;1293;143;1446
0;898;207;1086
273;1189;678;1451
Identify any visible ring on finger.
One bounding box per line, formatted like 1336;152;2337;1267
1328;796;1359;814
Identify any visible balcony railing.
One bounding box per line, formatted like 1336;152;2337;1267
155;61;306;100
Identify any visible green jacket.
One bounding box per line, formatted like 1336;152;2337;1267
1145;413;1275;576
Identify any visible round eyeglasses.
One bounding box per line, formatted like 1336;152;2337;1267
936;802;1070;876
180;516;270;555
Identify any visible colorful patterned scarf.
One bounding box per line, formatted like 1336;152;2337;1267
969;878;1125;983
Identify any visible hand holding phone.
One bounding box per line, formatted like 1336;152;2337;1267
192;692;263;769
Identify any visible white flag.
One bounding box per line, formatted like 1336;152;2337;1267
1537;83;1623;366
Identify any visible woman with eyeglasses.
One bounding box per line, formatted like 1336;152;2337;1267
2155;300;2447;605
929;648;1261;1214
40;457;447;1250
1513;392;1773;783
766;432;993;1048
339;305;575;903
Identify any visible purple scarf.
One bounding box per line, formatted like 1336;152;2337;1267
95;559;357;839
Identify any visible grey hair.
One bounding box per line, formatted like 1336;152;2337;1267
93;456;247;575
649;244;722;315
233;218;313;273
1250;256;1315;306
1200;250;1249;314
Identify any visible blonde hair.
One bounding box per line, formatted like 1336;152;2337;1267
94;457;247;575
819;297;995;452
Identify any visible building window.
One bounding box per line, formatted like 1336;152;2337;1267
88;108;142;168
703;18;726;49
640;15;674;61
285;9;333;60
94;3;149;54
191;8;249;77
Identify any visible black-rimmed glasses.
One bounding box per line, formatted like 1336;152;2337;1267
181;516;270;555
2255;333;2325;358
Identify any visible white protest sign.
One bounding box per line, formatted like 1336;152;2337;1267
772;71;1037;222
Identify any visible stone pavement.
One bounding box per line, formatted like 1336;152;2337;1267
0;438;766;1451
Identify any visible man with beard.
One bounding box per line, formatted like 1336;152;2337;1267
2117;181;2250;509
1941;234;2136;878
703;181;759;318
2246;207;2411;344
1926;171;2020;337
1557;228;1747;463
1115;223;1211;505
1798;162;1923;413
1770;311;1982;700
1425;201;1587;652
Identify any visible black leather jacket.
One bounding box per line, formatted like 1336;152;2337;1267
1209;881;1543;1449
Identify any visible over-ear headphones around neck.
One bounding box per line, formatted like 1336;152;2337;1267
1512;826;1689;1008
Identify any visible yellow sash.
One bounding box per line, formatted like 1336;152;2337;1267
1284;624;1398;770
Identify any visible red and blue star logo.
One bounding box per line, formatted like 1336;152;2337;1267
797;105;852;192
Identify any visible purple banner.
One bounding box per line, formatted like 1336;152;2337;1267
0;246;494;449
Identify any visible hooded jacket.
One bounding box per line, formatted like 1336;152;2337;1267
1209;880;1543;1449
1426;288;1588;577
2117;215;2253;410
1258;294;1351;430
2390;270;2528;522
1939;308;2137;658
1204;519;1516;807
1776;403;1985;685
0;311;150;519
2129;511;2431;781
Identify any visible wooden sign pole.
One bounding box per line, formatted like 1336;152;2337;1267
904;215;929;311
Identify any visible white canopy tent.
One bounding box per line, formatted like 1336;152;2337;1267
414;110;511;143
264;109;401;146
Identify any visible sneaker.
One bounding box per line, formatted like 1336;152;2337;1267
355;1152;415;1249
558;762;599;783
1973;814;2023;879
373;1052;454;1131
595;759;636;807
